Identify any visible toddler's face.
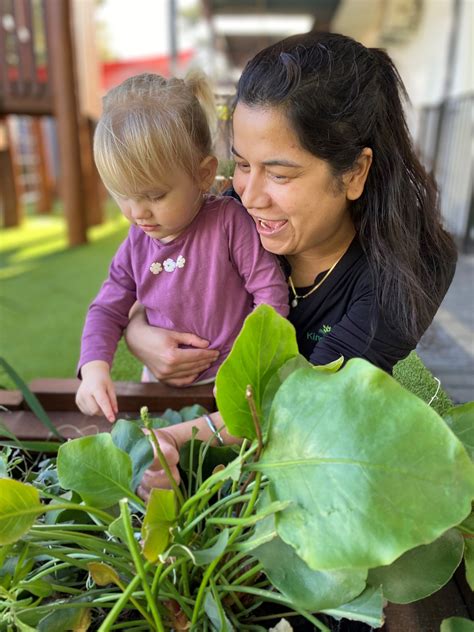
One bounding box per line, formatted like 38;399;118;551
115;171;203;243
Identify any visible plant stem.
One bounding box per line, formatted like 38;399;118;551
144;418;184;507
119;499;165;632
114;577;156;629
97;574;143;631
246;385;263;456
217;585;331;632
191;471;263;625
180;559;190;598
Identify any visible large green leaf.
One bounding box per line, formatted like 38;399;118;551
141;488;177;562
251;488;367;611
262;355;344;429
57;434;133;508
255;360;474;571
261;355;311;424
368;528;464;603
444;403;474;460
321;585;385;627
441;618;474;632
0;479;42;544
253;531;367;611
111;419;154;490
215;305;298;439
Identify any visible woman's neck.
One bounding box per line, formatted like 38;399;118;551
287;228;356;286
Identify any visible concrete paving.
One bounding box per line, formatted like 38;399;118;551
417;253;474;404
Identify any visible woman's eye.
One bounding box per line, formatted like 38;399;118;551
269;173;289;183
236;162;250;172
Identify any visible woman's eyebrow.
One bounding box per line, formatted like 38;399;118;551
231;146;302;168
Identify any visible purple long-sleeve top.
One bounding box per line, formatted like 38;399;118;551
79;196;289;381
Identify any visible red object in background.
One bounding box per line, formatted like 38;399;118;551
101;50;195;91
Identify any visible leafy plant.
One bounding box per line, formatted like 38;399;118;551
0;305;473;631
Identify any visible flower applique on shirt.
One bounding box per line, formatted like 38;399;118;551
149;255;186;275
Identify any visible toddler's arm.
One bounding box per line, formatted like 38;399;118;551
76;360;118;422
78;236;137;375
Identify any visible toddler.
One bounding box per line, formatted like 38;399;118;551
76;72;289;422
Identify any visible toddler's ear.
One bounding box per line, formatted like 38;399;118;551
199;155;218;192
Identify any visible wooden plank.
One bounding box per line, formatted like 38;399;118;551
0;94;53;115
0;390;23;410
0;410;111;440
28;378;216;412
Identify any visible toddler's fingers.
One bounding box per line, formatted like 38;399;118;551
106;383;119;415
95;390;116;423
82;396;101;417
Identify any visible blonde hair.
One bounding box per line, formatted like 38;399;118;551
94;70;217;198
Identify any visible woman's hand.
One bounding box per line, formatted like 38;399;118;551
137;414;240;502
137;429;181;501
125;306;219;386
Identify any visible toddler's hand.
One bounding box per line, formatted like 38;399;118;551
76;361;118;423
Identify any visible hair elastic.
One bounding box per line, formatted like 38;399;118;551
203;414;224;446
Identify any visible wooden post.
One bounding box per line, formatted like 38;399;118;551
0;117;24;227
79;116;103;227
31;117;53;214
44;0;87;245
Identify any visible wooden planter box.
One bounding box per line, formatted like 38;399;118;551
0;380;472;631
0;378;216;440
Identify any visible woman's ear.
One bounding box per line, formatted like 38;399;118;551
345;148;373;201
199;155;218;192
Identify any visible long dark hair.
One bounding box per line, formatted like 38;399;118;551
235;32;457;342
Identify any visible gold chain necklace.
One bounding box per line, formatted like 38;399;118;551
288;255;343;308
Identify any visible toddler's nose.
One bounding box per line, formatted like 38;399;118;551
130;201;152;219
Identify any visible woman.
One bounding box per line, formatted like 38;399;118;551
125;31;456;495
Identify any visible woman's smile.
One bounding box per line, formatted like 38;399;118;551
253;216;288;236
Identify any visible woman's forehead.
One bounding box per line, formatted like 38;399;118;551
232;103;307;161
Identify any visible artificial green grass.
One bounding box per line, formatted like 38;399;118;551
0;212;452;415
0;211;141;389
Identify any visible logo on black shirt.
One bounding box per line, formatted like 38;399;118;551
307;324;332;343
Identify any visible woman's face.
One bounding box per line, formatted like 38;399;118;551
232;103;355;260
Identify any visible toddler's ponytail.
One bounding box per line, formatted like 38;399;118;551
184;69;218;144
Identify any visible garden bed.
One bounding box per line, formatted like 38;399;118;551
0;377;472;631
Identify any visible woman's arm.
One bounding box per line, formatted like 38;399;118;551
125;305;220;386
137;411;240;501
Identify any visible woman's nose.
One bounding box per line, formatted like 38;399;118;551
239;173;271;211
